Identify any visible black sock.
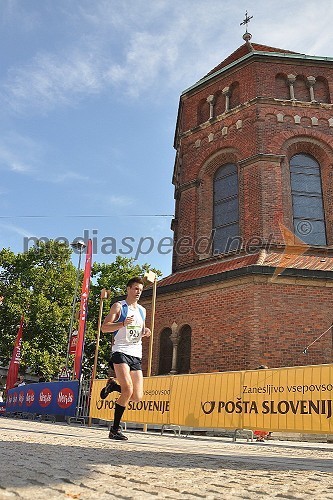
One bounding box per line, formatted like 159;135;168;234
113;403;126;430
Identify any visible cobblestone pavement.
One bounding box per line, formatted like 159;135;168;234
0;418;332;499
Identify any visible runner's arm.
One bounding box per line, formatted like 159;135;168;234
101;302;123;333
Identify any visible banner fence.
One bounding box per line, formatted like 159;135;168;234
89;363;333;434
5;381;80;417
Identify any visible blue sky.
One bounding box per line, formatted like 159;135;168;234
1;0;333;277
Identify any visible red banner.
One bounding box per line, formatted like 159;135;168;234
74;239;92;379
6;316;24;390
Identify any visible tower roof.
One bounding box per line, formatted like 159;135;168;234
181;41;332;96
204;42;300;78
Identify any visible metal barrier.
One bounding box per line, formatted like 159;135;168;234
160;425;253;441
68;379;91;425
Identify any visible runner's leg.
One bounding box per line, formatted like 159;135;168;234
113;363;133;406
130;369;143;402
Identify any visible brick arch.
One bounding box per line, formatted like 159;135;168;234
315;76;330;103
284;114;294;124
197;98;210;125
294;74;310;102
275;73;289;99
196;148;241;259
280;135;333;245
270;126;327;151
281;135;333;164
300;116;312;127
198;148;240;179
265;112;276;122
318;118;328;128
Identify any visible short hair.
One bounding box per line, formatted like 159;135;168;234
126;277;144;288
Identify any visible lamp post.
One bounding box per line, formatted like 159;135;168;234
65;239;86;370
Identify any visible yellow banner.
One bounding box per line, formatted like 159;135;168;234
241;364;333;433
90;376;171;424
89;364;333;434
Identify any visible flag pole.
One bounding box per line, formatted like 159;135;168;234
88;288;111;427
73;239;93;380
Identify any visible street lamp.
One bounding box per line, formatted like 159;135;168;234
65;239;87;370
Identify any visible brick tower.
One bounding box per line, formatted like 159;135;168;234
141;31;333;376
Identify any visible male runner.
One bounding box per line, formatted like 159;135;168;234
101;277;151;440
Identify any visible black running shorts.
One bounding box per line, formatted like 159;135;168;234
110;351;142;371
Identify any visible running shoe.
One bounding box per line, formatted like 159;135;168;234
100;378;119;399
109;428;128;441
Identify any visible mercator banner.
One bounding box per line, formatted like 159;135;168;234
90;363;333;434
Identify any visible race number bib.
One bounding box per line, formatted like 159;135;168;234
126;325;142;344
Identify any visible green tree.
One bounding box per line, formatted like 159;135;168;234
0;244;161;380
0;241;77;379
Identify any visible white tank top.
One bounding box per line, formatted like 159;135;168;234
112;301;145;358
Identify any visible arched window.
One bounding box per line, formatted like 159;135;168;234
158;328;173;375
290;154;326;245
214;90;225;116
229;82;240;109
213;163;239;254
197;98;210;125
294;75;309;101
315;77;330;103
275;73;289;100
176;325;191;374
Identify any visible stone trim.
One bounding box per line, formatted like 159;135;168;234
175;179;202;194
239;153;285;168
141;265;333;299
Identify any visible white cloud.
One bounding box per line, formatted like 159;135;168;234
1;0;40;32
3;50;104;113
1;0;333;113
0;1;241;111
0;132;91;185
49;171;90;183
0;221;36;239
107;195;133;207
0;134;37;173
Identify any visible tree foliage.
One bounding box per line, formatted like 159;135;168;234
0;241;76;380
0;242;161;380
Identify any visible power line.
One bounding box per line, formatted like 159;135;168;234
0;214;174;219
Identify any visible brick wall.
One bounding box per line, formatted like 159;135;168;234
159;47;333;376
141;276;333;375
172;54;333;271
